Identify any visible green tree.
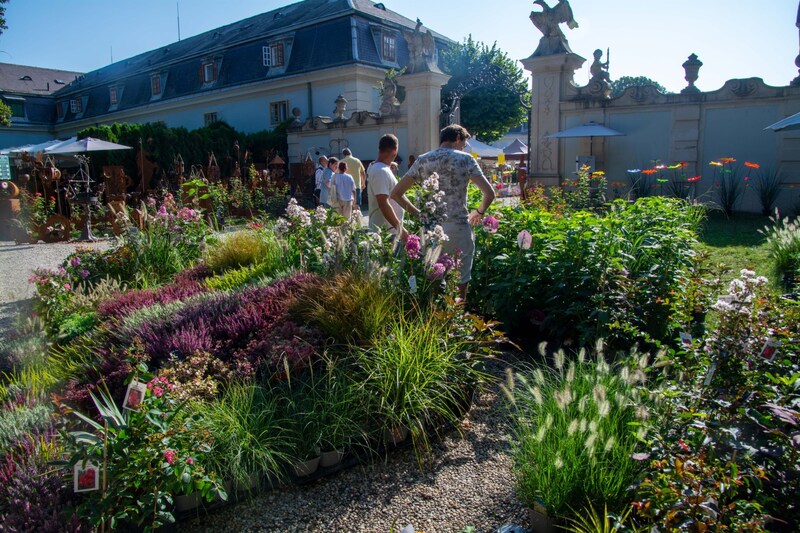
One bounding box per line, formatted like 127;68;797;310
440;36;530;143
0;0;7;36
610;75;669;98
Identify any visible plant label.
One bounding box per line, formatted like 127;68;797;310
123;380;147;412
74;462;100;492
703;362;717;386
679;332;692;348
759;338;781;361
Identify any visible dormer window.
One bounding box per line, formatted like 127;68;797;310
263;43;285;68
202;61;217;83
19;75;32;81
109;87;118;105
382;33;397;62
70;98;82;114
151;75;162;96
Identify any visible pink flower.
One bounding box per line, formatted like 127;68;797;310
405;234;421;259
482;215;499;233
163;449;176;465
437;253;456;273
152;386;164;398
517;230;532;250
71;256;81;267
428;262;446;280
147;197;157;207
63;283;71;290
186;457;194;465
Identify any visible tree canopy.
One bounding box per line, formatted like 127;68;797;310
0;0;7;36
610;75;669;98
440;36;530;143
0;1;8;126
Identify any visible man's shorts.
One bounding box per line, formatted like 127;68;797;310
440;222;475;284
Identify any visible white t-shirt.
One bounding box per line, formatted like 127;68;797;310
367;161;404;231
333;172;356;202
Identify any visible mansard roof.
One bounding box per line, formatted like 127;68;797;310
52;0;452;123
0;63;83;95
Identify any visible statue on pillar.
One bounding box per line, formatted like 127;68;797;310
529;0;579;57
403;19;439;74
586;48;612;99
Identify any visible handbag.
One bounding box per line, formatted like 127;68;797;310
327;174;340;206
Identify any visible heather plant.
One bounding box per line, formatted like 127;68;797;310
205;261;294;292
62;372;227;532
191;381;293;487
97;274;207;320
0;427;88;532
759;210;800;289
504;342;649;520
0;401;54;460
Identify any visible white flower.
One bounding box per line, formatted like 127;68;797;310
408;275;417;294
314;206;328;224
425;201;437;213
275;218;290;233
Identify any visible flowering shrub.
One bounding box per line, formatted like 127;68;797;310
97;275;207;320
561;165;607;210
157;351;234;402
760;211;800;289
411;172;447;230
633;271;800;530
62;370;226;531
17;191;56;235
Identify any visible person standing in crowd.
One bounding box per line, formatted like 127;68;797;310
367;134;404;233
332;160;358;219
390;124;495;299
321;156;337;208
314;155;327;207
341;148;366;208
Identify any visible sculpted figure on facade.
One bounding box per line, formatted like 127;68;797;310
379;74;401;116
529;0;579;56
403;19;438;74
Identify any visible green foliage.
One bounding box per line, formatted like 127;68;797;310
191;382;293;486
62;374;227;532
77;120;289;182
471;197;704;348
441;36;530;142
354;310;490;461
203;227;284;274
505;344;648;519
292;271;403;346
760;211;800;289
0;100;11;127
610;75;669;98
634;270;800;529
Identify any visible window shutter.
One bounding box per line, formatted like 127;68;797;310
276;44;284;66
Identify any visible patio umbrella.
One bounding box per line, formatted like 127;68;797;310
46;137;132;154
544;121;625;156
764;111;800;132
465;139;502;159
503;138;528;155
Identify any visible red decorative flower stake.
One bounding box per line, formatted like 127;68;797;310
74;462;100;492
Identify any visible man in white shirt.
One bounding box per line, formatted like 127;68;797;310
367;134;404;232
313;155;327;207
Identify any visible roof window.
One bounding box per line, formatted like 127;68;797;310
19;75;32;81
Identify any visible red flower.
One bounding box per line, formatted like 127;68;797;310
163;449;176;465
744;161;760;169
687;176;701;182
642;169;658;175
78;468;96;489
720;157;736;164
677;439;690;452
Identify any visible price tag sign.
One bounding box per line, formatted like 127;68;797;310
0;155;11;180
497;153;506;165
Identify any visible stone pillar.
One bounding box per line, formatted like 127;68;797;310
400;70;451;158
522;52;585;186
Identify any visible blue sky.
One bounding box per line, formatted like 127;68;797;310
1;0;797;93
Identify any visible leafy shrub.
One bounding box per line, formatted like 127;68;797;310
158;351;234;402
760;211;800;289
505;343;648;519
471;197;703;348
203;228;284;273
0;428;87;532
56;312;98;343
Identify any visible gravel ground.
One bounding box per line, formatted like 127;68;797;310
179;362;529;533
0;239;111;337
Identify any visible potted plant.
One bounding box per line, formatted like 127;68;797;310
312;366;368;468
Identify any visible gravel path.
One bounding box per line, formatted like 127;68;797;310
179;362;528;533
0;239;111;338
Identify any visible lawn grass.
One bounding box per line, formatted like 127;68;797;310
698;210;773;282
